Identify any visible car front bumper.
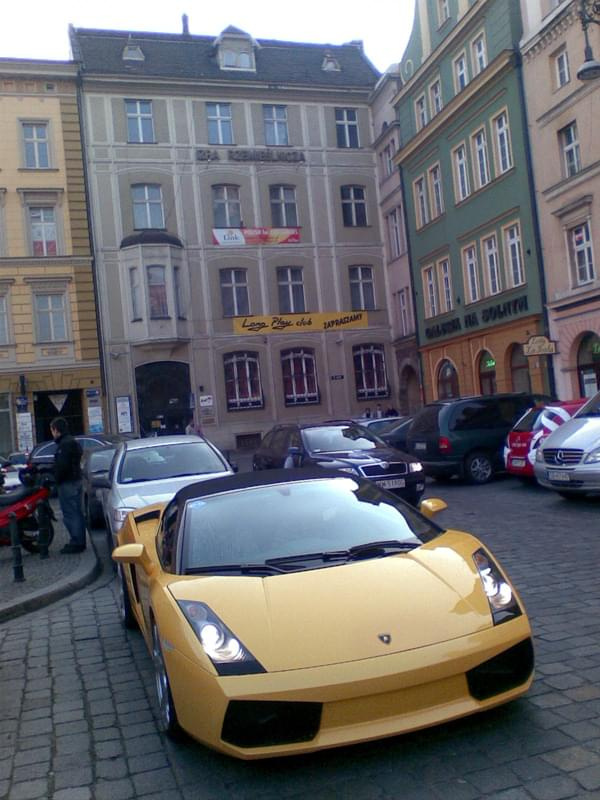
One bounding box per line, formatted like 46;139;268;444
534;461;600;494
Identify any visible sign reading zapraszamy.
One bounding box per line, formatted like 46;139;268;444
233;312;368;335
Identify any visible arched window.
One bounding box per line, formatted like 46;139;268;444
353;344;388;399
479;350;497;395
281;348;319;405
510;344;531;393
224;352;263;410
437;359;459;399
577;332;600;396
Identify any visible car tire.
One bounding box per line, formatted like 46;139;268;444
83;495;94;530
118;566;137;629
151;620;180;737
464;451;493;485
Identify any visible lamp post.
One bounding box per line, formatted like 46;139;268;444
577;0;600;80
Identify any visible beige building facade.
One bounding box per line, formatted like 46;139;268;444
521;0;600;399
0;59;102;454
72;25;395;450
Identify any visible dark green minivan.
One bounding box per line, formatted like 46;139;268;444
405;393;551;484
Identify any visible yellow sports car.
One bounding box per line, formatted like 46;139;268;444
113;467;534;760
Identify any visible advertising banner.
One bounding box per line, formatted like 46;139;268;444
212;227;300;246
233;311;369;335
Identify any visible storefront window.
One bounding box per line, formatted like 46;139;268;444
577;332;600;397
479;350;497;395
0;394;11;454
510;344;531;393
437;359;459;399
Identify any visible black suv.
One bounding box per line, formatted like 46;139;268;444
405;393;551;484
252;422;426;505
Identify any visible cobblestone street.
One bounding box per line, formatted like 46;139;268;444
1;477;599;799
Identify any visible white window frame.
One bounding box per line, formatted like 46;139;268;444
353;344;388;400
463;244;480;304
454;52;468;92
0;294;9;345
429;79;443;115
483;234;501;295
569;221;595;285
335;107;360;148
22;121;50;168
439;258;453;312
560;122;581;177
383;140;395;176
220;268;249;317
504;223;525;287
341;185;367;227
263;105;289;146
125;100;154;144
414;176;430;228
281;348;319;406
277;267;306;313
471;33;487;75
555;48;570;88
146;265;169;318
429;163;444;218
349;265;375;311
34;292;68;343
224;352;263;410
212;184;242;228
270;185;298;228
423;265;438;318
132;184;165;229
129;267;141;320
397;288;410;337
415;94;428;131
29;206;58;257
207;102;233;145
387;207;405;259
453;144;470;202
438;0;450;25
493;111;513;174
472;128;491;189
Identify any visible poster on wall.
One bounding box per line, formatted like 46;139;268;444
116;395;133;434
86;388;104;433
16;412;34;453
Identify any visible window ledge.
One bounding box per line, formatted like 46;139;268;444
18;167;59;172
126;141;158;145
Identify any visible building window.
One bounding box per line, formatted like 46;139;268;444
511;344;531;393
349;266;375;311
147;265;169;318
439;258;453;312
479;350;497;395
270;185;298;227
129;267;141;319
437;359;459;399
494;111;513;174
335;108;360;148
132;184;164;229
429;80;443;115
397;288;410;337
263;105;288;146
174;267;185;319
577;332;600;396
29;207;57;256
429;164;444;218
277;267;305;313
34;293;67;342
224;352;263;410
483;234;501;295
220;268;249;317
559;122;581;177
463;245;480;303
570;221;595;285
555;48;570;88
414;176;429;228
504;223;525;287
472;128;491;189
387;207;405;258
438;0;450;25
212;184;242;228
353;344;388;399
282;348;319;405
23;122;49;168
220;49;254;71
471;33;487;75
382;140;395;177
454;53;468;92
341;185;367;227
454;145;470;201
207;102;233;145
0;295;9;345
415;95;427;131
423;265;438;318
125;100;154;143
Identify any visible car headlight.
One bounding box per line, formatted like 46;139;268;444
535;448;544;462
584;447;600;464
177;600;265;675
337;466;359;475
409;462;424;473
112;507;135;529
473;548;521;625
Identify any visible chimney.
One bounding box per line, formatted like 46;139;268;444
182;14;189;35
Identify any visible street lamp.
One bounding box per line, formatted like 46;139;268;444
577;0;600;81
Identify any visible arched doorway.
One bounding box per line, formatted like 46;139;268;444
399;365;420;414
510;343;532;393
577;332;600;396
135;361;192;436
478;350;497;395
437;359;459;399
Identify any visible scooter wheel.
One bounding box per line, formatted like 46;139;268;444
20;520;55;554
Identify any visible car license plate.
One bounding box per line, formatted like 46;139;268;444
547;469;571;482
377;478;405;489
511;458;526;468
414;442;426;451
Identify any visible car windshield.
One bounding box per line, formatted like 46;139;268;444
512;406;544;433
89;448;116;472
302;425;380;453
576;392;600;418
181;477;443;573
118;442;226;484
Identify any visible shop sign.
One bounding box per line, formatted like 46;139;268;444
234;311;368;335
197;148;306;164
425;295;529;340
484;358;496;369
523;335;557;356
212;227;300;246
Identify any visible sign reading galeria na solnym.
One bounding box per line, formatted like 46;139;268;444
233;312;369;334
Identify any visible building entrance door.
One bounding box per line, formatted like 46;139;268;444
135;361;192;436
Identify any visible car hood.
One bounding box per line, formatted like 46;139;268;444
115;471;232;508
168;532;493;671
313;445;418;465
542;418;600;451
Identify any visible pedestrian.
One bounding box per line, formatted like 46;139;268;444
50;417;87;554
364;407;372;419
185;418;197;435
375;403;383;419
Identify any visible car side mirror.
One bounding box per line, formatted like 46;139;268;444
112;543;156;576
91;474;111;489
284;446;303;468
418;498;448;518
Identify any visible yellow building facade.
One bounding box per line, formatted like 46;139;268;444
0;60;102;453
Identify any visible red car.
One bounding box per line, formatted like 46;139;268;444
505;399;587;479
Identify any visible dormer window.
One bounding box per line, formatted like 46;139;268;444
220;48;254;70
322;53;340;72
122;43;144;61
215;26;257;72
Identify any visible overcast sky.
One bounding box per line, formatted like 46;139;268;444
1;0;415;74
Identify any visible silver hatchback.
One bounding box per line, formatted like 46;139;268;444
534;391;600;498
94;435;234;547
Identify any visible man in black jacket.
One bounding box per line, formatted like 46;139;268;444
50;417;87;554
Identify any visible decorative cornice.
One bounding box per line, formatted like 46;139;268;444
522;8;577;62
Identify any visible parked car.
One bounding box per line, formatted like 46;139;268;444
94;434;235;549
505;399;586;479
113;467;533;759
534;390;600;499
81;445;119;528
252;421;425;505
405;392;551;484
377;415;414;453
354;415;405;435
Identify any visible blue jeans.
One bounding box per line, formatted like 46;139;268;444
57;480;87;547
